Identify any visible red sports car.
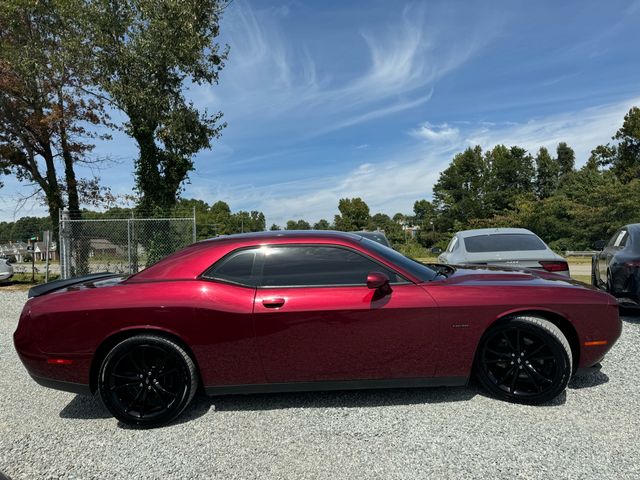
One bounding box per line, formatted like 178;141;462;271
14;231;621;427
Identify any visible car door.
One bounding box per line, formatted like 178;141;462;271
196;248;264;386
252;244;440;384
599;229;627;286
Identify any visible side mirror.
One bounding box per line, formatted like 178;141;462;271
431;247;442;254
367;271;390;290
593;239;606;250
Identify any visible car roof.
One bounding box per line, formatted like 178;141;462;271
622;224;640;233
454;228;536;239
199;230;364;244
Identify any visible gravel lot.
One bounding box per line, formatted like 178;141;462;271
1;290;639;480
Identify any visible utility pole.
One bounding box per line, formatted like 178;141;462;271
28;235;37;282
44;230;51;283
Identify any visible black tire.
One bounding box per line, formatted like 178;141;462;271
98;335;198;427
475;316;572;405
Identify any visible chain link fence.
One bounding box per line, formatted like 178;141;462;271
59;213;196;279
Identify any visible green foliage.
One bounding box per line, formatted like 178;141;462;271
177;198;265;238
395;241;431;259
485;145;535;212
556;142;575;177
368;213;403;244
285;219;311;230
269;224;281;231
0;216;52;243
534;147;560;199
313;219;331;230
0;0;112;238
85;0;228;214
596;107;640;183
433;146;488;231
334;197;371;231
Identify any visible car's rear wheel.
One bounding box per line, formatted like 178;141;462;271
98;335;198;428
475;316;572;404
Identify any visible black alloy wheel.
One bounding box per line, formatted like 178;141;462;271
475;316;572;404
98;335;198;427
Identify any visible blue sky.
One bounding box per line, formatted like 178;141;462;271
2;0;640;224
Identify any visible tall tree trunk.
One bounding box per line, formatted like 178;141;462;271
40;144;63;240
57;91;81;220
131;122;165;213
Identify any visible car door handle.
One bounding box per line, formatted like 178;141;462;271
262;298;285;308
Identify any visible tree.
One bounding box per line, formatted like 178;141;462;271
269;224;281;231
86;0;228;213
534;147;559;199
392;212;406;223
556;142;575;177
334;197;370;231
433;146;488;231
0;0;112;236
231;210;265;233
285;219;311;230
369;212;403;244
413;199;435;224
209;201;232;234
603;107;640;183
485;145;535;212
313;219;331;230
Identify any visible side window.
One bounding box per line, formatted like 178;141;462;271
447;236;458;253
202;248;259;286
608;230;622;248
615;230;629;248
260;246;402;287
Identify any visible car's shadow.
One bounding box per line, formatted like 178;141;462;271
208;385;477;413
60;368;612;427
620;307;640;323
60;385;478;427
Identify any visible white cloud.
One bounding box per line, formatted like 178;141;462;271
410;122;460;142
195;1;499;139
187;95;640;226
462;97;640;163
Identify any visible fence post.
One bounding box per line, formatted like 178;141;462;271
59;210;71;279
44;230;50;283
127;218;132;274
192;206;197;243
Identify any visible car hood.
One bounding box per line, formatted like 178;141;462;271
425;263;595;290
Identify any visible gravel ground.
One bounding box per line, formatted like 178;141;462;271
1;291;639;480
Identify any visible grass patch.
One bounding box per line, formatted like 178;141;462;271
564;256;594;264
0;272;60;288
571;274;591;284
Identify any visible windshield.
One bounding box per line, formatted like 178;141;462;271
464;233;547;253
360;238;437;282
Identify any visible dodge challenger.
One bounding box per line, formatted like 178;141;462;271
14;231;621;427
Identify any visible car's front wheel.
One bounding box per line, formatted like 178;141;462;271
475;316;572;404
98;334;198;428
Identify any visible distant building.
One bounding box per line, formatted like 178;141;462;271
401;224;421;238
89;239;125;257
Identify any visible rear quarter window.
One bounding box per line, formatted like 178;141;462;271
202;249;259;286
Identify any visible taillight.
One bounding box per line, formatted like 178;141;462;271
539;261;569;272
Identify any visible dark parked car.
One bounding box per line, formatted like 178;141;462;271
352;230;391;247
592;223;640;305
15;231;620;427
